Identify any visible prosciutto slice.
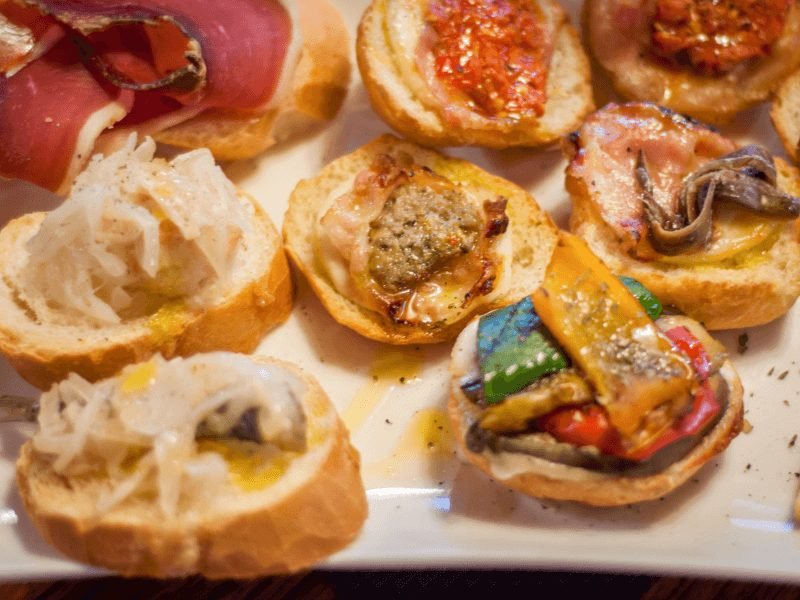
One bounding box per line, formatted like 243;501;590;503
0;0;294;193
0;1;63;74
0;40;133;193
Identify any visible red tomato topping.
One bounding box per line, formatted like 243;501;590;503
538;325;721;462
651;0;791;74
426;0;550;118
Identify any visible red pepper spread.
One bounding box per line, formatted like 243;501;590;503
426;0;550;119
650;0;791;74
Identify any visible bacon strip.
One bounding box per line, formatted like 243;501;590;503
0;40;133;193
565;103;735;252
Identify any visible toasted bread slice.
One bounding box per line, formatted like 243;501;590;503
16;355;367;578
0;136;293;391
356;0;593;148
585;0;800;124
449;315;744;506
563;102;800;330
0;196;292;389
567;155;800;331
283;134;558;344
152;0;350;160
771;69;800;164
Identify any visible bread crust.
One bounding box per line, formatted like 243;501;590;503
356;0;594;148
584;0;800;124
153;0;350;160
15;358;368;578
282;134;558;344
0;194;293;390
771;69;800;164
448;321;744;506
565;140;800;330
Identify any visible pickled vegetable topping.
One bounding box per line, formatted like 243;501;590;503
651;0;791;74
426;0;551;119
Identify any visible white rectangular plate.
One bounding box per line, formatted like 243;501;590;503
0;0;799;583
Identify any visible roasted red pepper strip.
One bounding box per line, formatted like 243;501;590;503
538;326;721;462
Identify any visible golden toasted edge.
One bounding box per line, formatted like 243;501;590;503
565;148;800;330
448;328;744;506
356;0;594;148
15;358;368;578
0;194;293;390
153;0;350;160
282;134;558;345
583;0;800;124
771;69;800;164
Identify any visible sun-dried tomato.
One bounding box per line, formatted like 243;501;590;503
426;0;550;118
651;0;791;74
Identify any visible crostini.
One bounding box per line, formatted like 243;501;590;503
0;137;292;389
770;68;800;164
283;134;558;344
449;232;744;506
356;0;594;148
585;0;800;123
16;352;367;578
564;102;800;330
0;0;350;194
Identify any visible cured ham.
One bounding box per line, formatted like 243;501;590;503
0;0;295;193
0;40;133;193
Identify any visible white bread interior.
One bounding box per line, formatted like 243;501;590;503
356;0;594;148
448;318;744;507
282;134;559;344
15;357;367;579
153;0;350;160
0;192;293;389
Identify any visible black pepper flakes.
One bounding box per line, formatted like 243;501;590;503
778;370;789;380
737;332;749;354
789;434;797;448
385;418;393;425
768;367;775;376
745;463;752;471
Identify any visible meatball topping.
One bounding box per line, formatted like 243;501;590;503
368;183;482;293
650;0;791;74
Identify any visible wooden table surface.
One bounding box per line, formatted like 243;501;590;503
2;573;799;599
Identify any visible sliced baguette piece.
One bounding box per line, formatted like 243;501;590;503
585;0;800;124
356;0;594;148
566;146;800;331
16;355;367;579
0;192;292;390
283;134;559;344
449;315;744;507
152;0;350;160
771;69;800;164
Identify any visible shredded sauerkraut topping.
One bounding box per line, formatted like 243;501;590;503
32;352;307;517
18;136;250;326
